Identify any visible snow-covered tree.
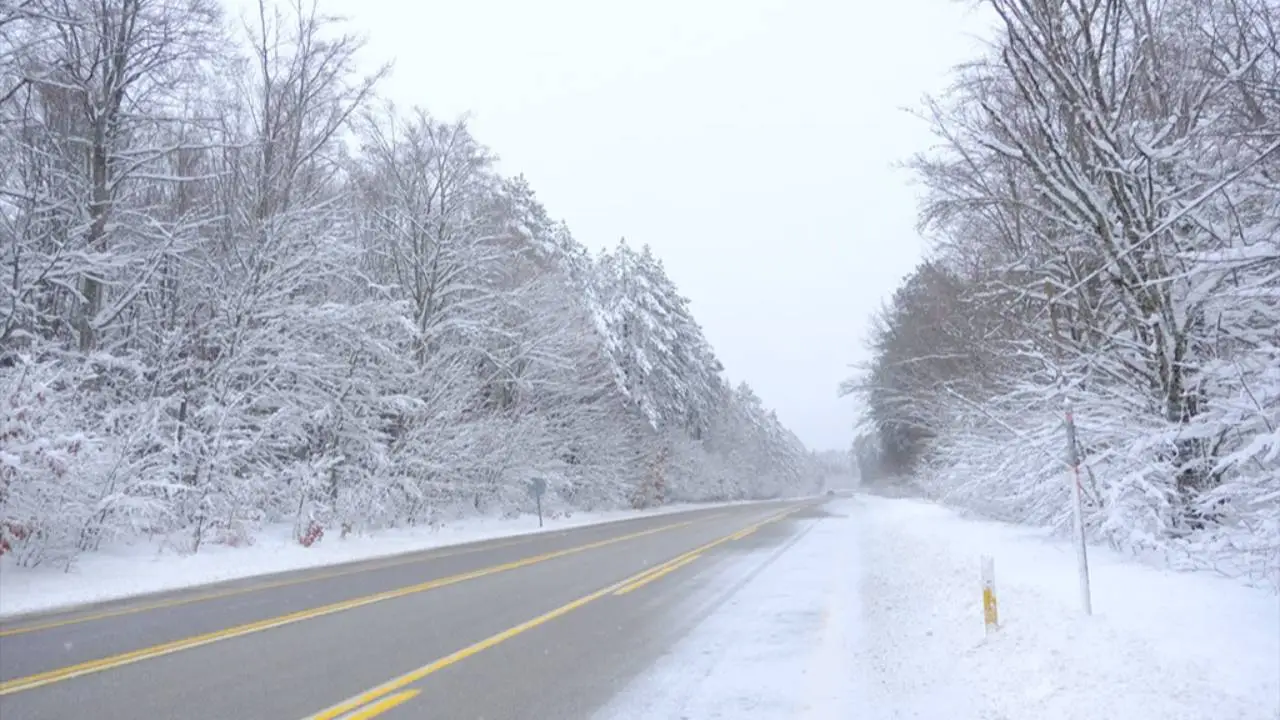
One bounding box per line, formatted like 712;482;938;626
0;0;817;566
847;0;1280;586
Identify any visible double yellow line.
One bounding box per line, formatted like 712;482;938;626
307;503;807;720
609;505;780;597
614;552;703;595
0;518;699;697
339;689;420;720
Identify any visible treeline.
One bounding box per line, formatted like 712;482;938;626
0;0;820;567
847;0;1279;585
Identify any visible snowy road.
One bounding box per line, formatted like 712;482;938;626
2;495;1275;720
0;500;817;720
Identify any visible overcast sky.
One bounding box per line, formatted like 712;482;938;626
315;0;993;451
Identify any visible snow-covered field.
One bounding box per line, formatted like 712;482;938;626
596;495;1280;720
0;500;760;619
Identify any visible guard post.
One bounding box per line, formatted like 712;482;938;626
981;555;999;634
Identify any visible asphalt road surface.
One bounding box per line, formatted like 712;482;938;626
0;499;822;720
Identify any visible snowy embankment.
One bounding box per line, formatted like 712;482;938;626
0;500;764;619
596;495;1279;720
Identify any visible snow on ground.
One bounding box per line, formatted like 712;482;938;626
595;495;1280;720
0;500;764;619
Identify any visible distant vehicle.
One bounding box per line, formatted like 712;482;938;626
826;489;836;497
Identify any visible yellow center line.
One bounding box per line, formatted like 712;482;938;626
613;553;703;595
303;502;811;720
0;517;702;697
339;689;420;720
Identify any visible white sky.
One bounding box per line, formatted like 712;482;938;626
314;0;993;451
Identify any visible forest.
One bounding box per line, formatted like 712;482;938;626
848;0;1280;586
0;0;825;567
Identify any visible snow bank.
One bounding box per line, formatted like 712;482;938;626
596;496;1279;719
854;495;1278;719
0;500;758;619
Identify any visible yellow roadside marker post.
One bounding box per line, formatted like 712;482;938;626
981;555;998;634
